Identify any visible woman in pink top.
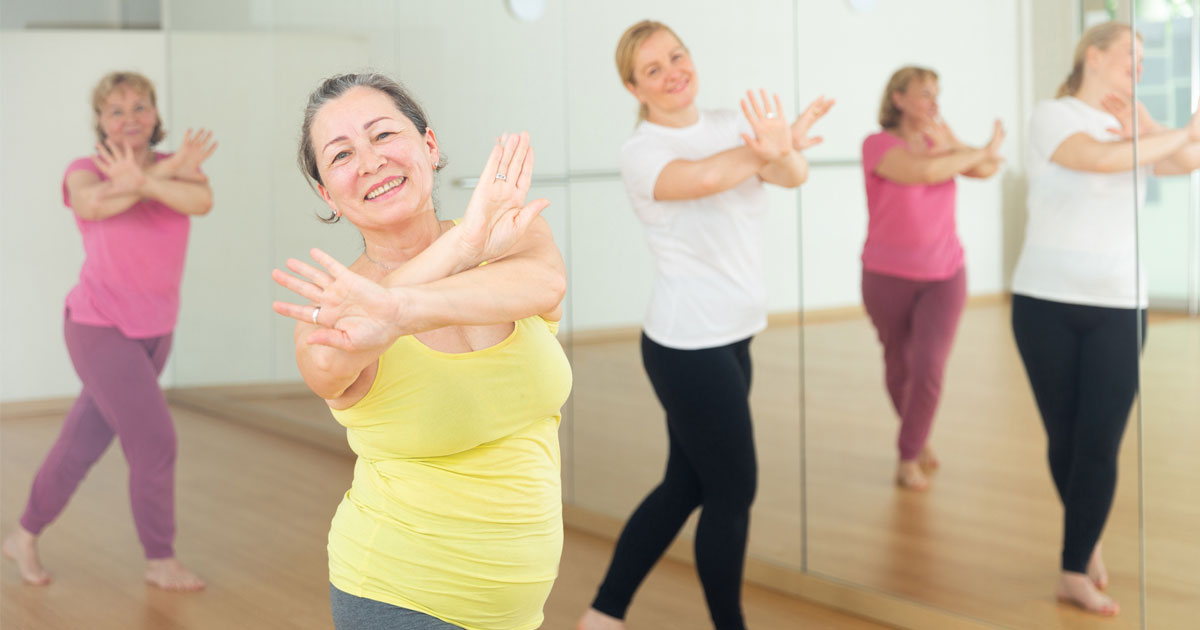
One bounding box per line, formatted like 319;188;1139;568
860;66;1004;490
2;72;216;590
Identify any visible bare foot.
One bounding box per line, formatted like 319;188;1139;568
896;460;930;491
1057;571;1119;616
918;446;940;472
577;608;626;630
145;557;205;591
1088;545;1109;591
2;526;52;585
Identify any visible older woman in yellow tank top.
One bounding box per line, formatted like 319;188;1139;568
271;73;571;630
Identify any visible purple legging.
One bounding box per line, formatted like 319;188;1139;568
19;313;177;559
861;267;966;461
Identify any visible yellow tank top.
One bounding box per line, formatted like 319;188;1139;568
327;316;572;630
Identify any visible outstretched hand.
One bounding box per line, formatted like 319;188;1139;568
453;130;550;266
272;248;406;352
740;89;794;161
1102;93;1164;139
984;119;1006;161
94;140;147;194
163;128;218;179
791;96;835;151
922;116;962;152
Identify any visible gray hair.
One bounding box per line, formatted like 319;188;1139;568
297;73;444;223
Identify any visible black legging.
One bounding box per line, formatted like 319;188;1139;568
591;334;757;630
1011;294;1144;573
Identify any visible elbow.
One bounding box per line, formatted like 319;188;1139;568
72;205;101;221
695;169;724;197
539;265;567;315
196;199;214;216
918;165;949;185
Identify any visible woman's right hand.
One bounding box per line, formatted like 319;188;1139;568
272;248;407;353
453;131;550;266
740;89;795;162
94;140;146;194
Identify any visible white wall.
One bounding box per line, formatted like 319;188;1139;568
2;0;1068;400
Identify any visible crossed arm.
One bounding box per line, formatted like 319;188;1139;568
653;92;835;201
66;130;217;220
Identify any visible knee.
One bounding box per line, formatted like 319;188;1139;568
127;426;177;468
706;466;757;511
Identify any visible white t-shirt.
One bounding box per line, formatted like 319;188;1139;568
1012;97;1148;308
619;109;768;350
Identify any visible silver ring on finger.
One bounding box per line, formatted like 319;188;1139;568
311;306;321;324
765;112;778;119
494;173;507;181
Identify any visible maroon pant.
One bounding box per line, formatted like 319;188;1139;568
20;313;177;559
862;268;966;461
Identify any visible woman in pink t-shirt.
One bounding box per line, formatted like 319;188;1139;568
860;66;1004;491
2;72;216;590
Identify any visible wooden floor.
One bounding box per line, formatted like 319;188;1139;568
565;304;1199;630
0;405;887;630
3;304;1196;630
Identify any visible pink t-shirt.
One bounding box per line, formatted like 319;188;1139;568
860;131;962;281
62;154;191;338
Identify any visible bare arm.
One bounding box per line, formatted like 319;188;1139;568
279;235;564;401
874;145;991;185
758;151;808;187
1154;141;1200;176
1050;129;1190;173
275;131;563;400
69;133;217;220
1098;94;1200;175
653;146;767;201
65;169;142;220
139;176;212;216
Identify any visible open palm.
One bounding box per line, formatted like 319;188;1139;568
454;131;550;265
272;248;406;352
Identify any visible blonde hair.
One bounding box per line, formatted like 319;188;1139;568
878;66;938;130
1057;22;1140;98
615;20;688;122
91;71;164;146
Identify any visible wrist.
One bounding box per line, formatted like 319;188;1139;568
446;225;486;272
387;286;415;337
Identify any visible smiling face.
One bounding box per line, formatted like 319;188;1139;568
892;77;940;125
625;28;698;118
308;86;440;229
97;86;158;150
1087;30;1144;97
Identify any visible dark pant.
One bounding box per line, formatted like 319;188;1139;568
20;314;177;559
330;585;464;630
861;267;967;460
592;334;757;630
1011;294;1144;573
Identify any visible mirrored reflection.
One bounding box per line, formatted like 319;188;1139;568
1134;1;1200;628
802;1;1146;628
564;0;805;608
10;0;1196;628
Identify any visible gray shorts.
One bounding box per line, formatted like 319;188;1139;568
330;584;464;630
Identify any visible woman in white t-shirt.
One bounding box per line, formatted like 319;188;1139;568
1012;21;1200;616
577;20;832;630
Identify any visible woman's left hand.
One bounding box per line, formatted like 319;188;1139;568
1102;93;1164;138
741;89;795;162
453;131;550;266
791;96;835;151
272;248;406;352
